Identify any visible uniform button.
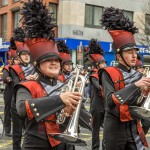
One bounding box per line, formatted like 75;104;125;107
118;97;121;100
116;95;119;97
36;113;40;117
31;103;35;107
121;100;123;102
33;108;37;112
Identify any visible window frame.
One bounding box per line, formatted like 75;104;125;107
13;10;20;29
49;2;58;25
145;13;150;35
1;13;7;41
84;4;103;28
1;0;8;6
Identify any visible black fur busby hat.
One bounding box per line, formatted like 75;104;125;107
101;7;139;53
56;40;72;65
13;27;30;55
88;39;106;64
8;37;17;60
20;0;60;64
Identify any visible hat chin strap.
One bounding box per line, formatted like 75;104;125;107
19;56;29;66
120;52;131;68
63;69;71;76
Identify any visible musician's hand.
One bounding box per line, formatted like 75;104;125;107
135;77;150;90
60;91;82;110
26;75;37;80
63;106;74;117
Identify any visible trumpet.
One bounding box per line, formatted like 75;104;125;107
129;67;150;119
51;65;88;146
56;77;74;124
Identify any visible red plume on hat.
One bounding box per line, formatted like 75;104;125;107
13;27;30;55
101;7;139;53
20;0;60;64
88;39;105;63
56;40;72;64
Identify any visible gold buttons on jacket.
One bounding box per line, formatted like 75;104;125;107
116;95;119;98
31;103;35;107
36;113;40;117
33;108;37;112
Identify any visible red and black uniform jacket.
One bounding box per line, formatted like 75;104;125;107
15;80;65;147
2;65;14;100
2;65;12;83
89;68;104;113
57;74;66;83
99;64;148;147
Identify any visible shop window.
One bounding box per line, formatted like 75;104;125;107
145;14;150;35
13;10;20;29
1;14;7;41
49;3;58;24
85;4;103;28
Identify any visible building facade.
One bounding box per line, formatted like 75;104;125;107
0;0;150;66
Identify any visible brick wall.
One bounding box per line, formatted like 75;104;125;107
0;0;59;41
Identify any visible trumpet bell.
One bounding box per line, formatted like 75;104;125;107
50;133;87;146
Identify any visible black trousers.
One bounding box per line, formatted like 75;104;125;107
22;134;75;150
3;89;12;133
22;143;75;150
103;112;141;150
91;110;104;150
103;137;138;150
11;106;23;150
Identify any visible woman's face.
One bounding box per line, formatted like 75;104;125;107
39;58;61;78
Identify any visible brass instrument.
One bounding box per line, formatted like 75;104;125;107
129;67;150;119
51;65;88;146
56;77;73;124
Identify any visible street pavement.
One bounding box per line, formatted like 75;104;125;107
0;94;150;150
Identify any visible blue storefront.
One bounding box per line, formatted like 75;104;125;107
0;38;150;66
60;38;150;66
0;42;10;65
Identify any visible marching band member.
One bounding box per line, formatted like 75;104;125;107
56;39;92;132
56;40;73;82
99;7;150;150
88;39;106;150
14;0;81;149
133;54;145;74
133;55;150;135
10;27;36;150
2;39;19;137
